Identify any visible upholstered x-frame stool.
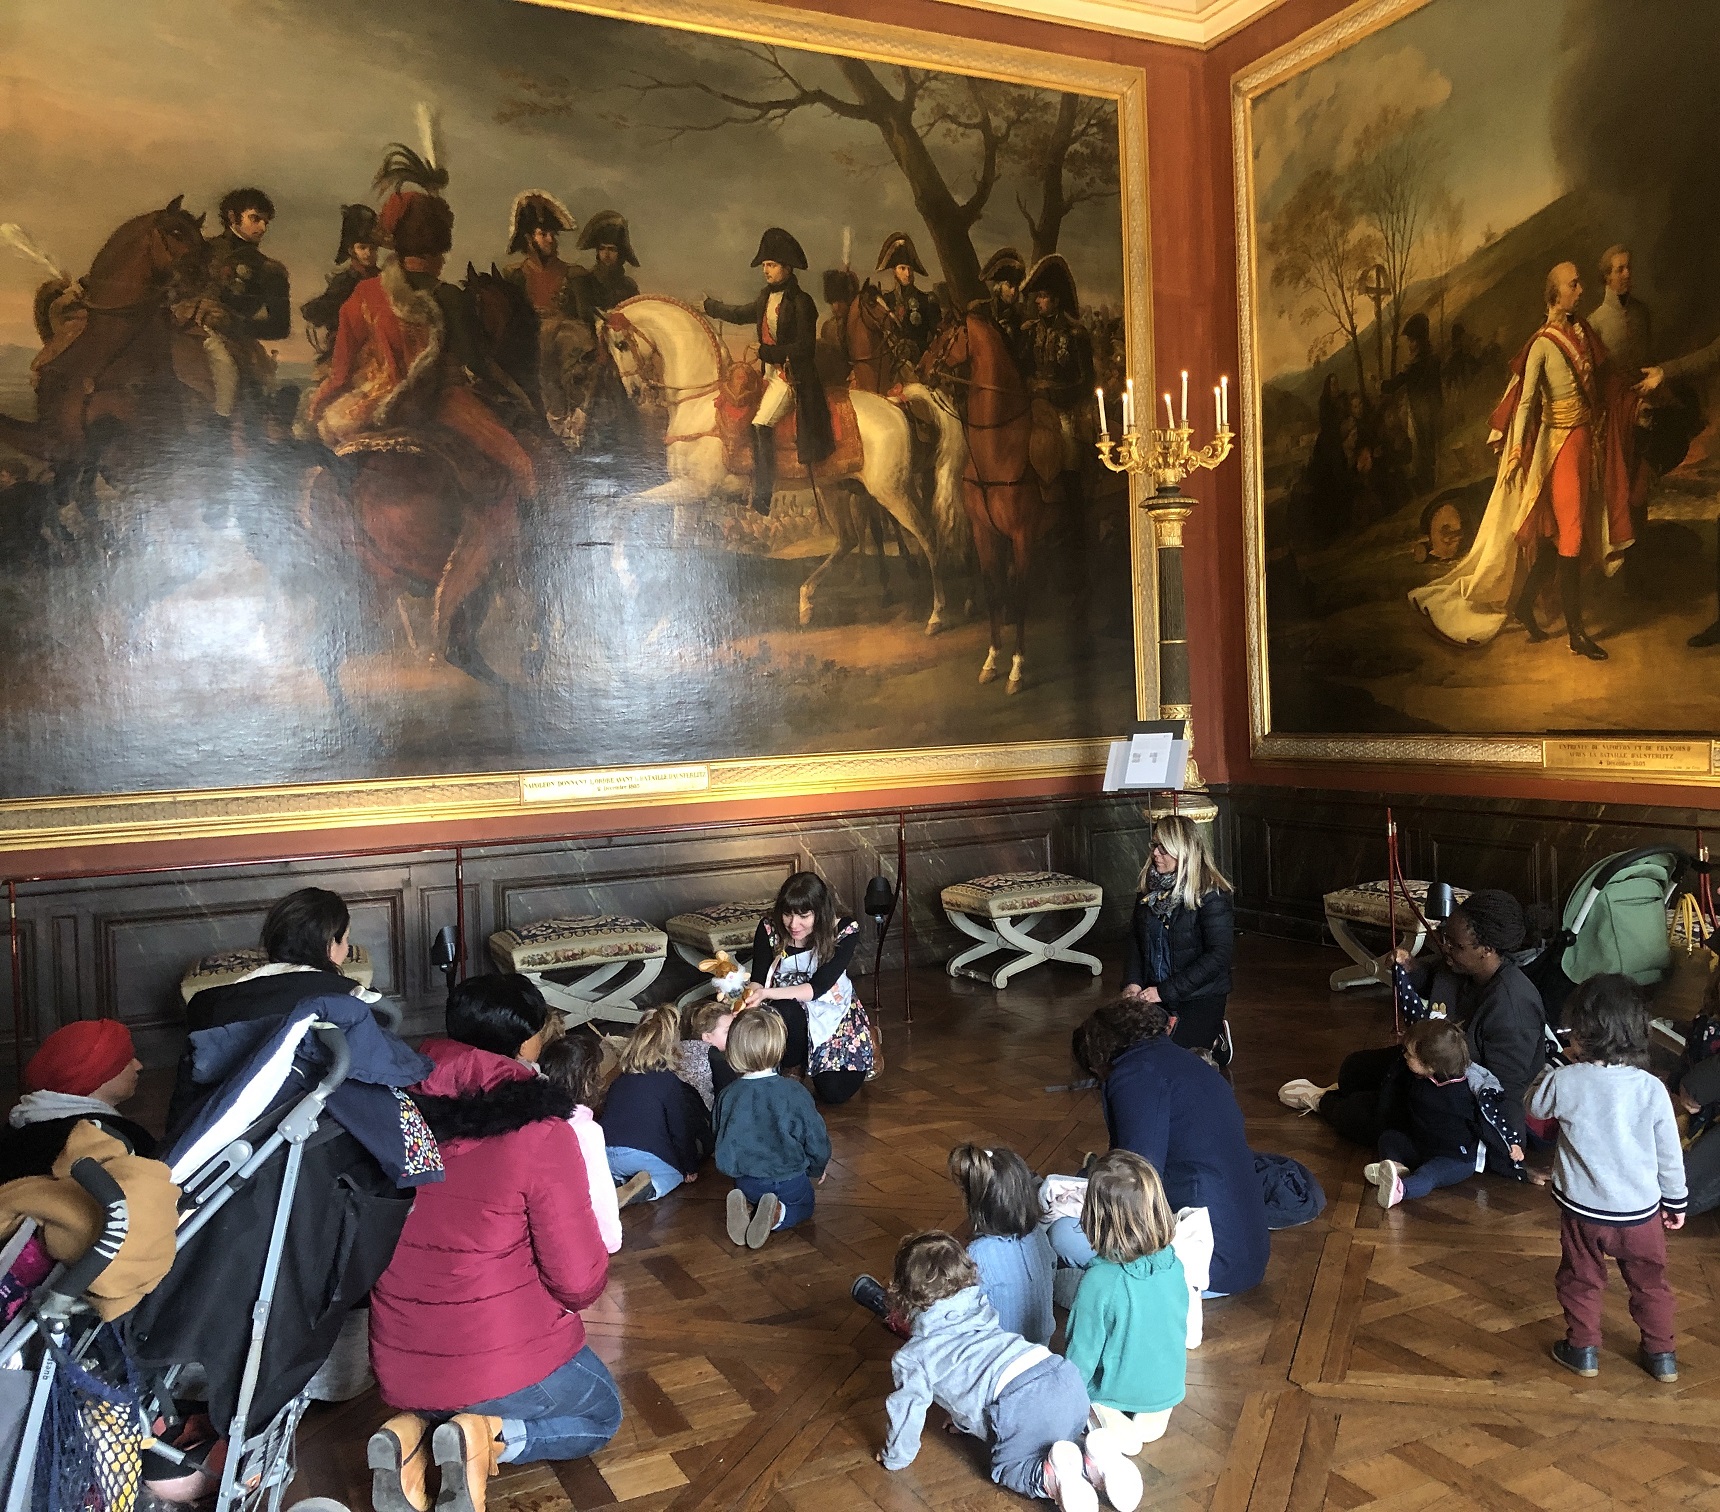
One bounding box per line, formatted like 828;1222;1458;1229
940;872;1105;988
488;914;668;1026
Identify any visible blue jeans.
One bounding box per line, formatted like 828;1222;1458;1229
606;1145;683;1199
1048;1215;1094;1268
466;1345;622;1464
737;1173;815;1228
1377;1129;1476;1201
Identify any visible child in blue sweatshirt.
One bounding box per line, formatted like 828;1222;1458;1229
714;1007;830;1248
949;1143;1056;1345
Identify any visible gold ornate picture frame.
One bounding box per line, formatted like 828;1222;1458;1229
0;0;1155;850
1233;0;1720;786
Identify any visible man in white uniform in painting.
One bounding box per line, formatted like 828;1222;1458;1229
1409;261;1633;661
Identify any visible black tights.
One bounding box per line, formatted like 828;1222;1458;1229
778;1000;866;1105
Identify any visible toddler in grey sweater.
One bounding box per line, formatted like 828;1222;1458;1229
1526;976;1686;1384
876;1231;1142;1511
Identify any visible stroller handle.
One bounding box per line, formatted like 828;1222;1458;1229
48;1157;129;1301
276;1019;354;1145
1588;845;1695;894
310;1020;353;1098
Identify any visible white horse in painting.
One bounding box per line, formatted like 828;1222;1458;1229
601;294;967;635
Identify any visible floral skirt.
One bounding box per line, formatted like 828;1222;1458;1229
808;997;875;1078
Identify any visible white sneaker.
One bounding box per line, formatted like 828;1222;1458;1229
1277;1078;1332;1114
1083;1427;1143;1511
1087;1403;1143;1457
1365;1161;1404;1209
1044;1440;1098;1512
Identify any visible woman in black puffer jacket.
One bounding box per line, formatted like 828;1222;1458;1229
1122;815;1236;1057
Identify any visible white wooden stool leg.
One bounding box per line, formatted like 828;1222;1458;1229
995;907;1102;973
528;956;663;1027
1327;916;1425;991
990;907;1103;987
945;907;1005;980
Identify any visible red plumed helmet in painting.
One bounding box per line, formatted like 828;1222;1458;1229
373;106;453;258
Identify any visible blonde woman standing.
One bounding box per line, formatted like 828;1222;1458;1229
1122;816;1236;1060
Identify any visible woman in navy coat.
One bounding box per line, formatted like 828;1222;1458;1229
1074;996;1270;1296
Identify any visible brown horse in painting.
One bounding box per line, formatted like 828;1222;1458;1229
0;199;209;484
843;283;899;395
921;310;1052;694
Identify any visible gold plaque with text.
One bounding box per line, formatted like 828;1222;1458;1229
1543;740;1713;775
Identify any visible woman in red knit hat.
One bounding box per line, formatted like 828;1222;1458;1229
0;1018;153;1182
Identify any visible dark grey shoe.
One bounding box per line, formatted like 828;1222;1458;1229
1551;1339;1599;1378
1640;1348;1679;1383
851;1274;890;1319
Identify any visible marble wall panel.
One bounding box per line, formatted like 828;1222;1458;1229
1217;784;1720;944
0;797;1149;1068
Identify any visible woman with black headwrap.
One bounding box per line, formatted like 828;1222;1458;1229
1282;889;1547;1154
1400;889;1547;1140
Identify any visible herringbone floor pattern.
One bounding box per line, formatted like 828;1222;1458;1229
288;938;1720;1509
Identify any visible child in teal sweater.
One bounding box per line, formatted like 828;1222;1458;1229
1064;1150;1188;1455
714;1007;831;1249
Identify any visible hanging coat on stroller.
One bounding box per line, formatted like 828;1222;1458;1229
127;999;436;1434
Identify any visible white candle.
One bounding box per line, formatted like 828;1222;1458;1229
1096;386;1108;436
1221;376;1229;429
1214;384;1221;429
1180;370;1188;427
1163;393;1175;430
1125;378;1135;432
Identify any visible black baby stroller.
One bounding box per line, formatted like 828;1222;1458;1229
126;1002;421;1512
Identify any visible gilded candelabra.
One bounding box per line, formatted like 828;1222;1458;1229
1096;373;1234;824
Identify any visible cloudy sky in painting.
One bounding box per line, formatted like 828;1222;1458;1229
1249;0;1569;377
0;0;1123;360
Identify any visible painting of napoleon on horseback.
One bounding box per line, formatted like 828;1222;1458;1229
0;109;1115;702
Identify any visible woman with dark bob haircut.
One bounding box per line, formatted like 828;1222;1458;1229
369;973;619;1512
169;887;366;1128
744;871;876;1104
1060;996;1269;1297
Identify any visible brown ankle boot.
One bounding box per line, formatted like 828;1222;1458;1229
432;1413;505;1512
367;1412;432;1512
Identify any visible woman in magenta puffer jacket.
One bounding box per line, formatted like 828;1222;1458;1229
367;975;619;1512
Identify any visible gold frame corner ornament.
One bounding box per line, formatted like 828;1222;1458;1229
1230;0;1717;788
4;0;1155;852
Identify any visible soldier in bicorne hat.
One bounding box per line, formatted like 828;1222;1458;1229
876;230;940;373
573;210;640;318
1021;253;1095;502
704;227;833;514
301;203;382;364
980;245;1029;367
503;190;590;436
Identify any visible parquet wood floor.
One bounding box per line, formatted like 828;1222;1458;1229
284;937;1720;1510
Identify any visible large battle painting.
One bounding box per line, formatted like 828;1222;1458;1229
1243;0;1720;741
0;0;1137;803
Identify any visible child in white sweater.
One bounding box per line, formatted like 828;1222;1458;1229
1527;975;1686;1383
539;1031;623;1253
